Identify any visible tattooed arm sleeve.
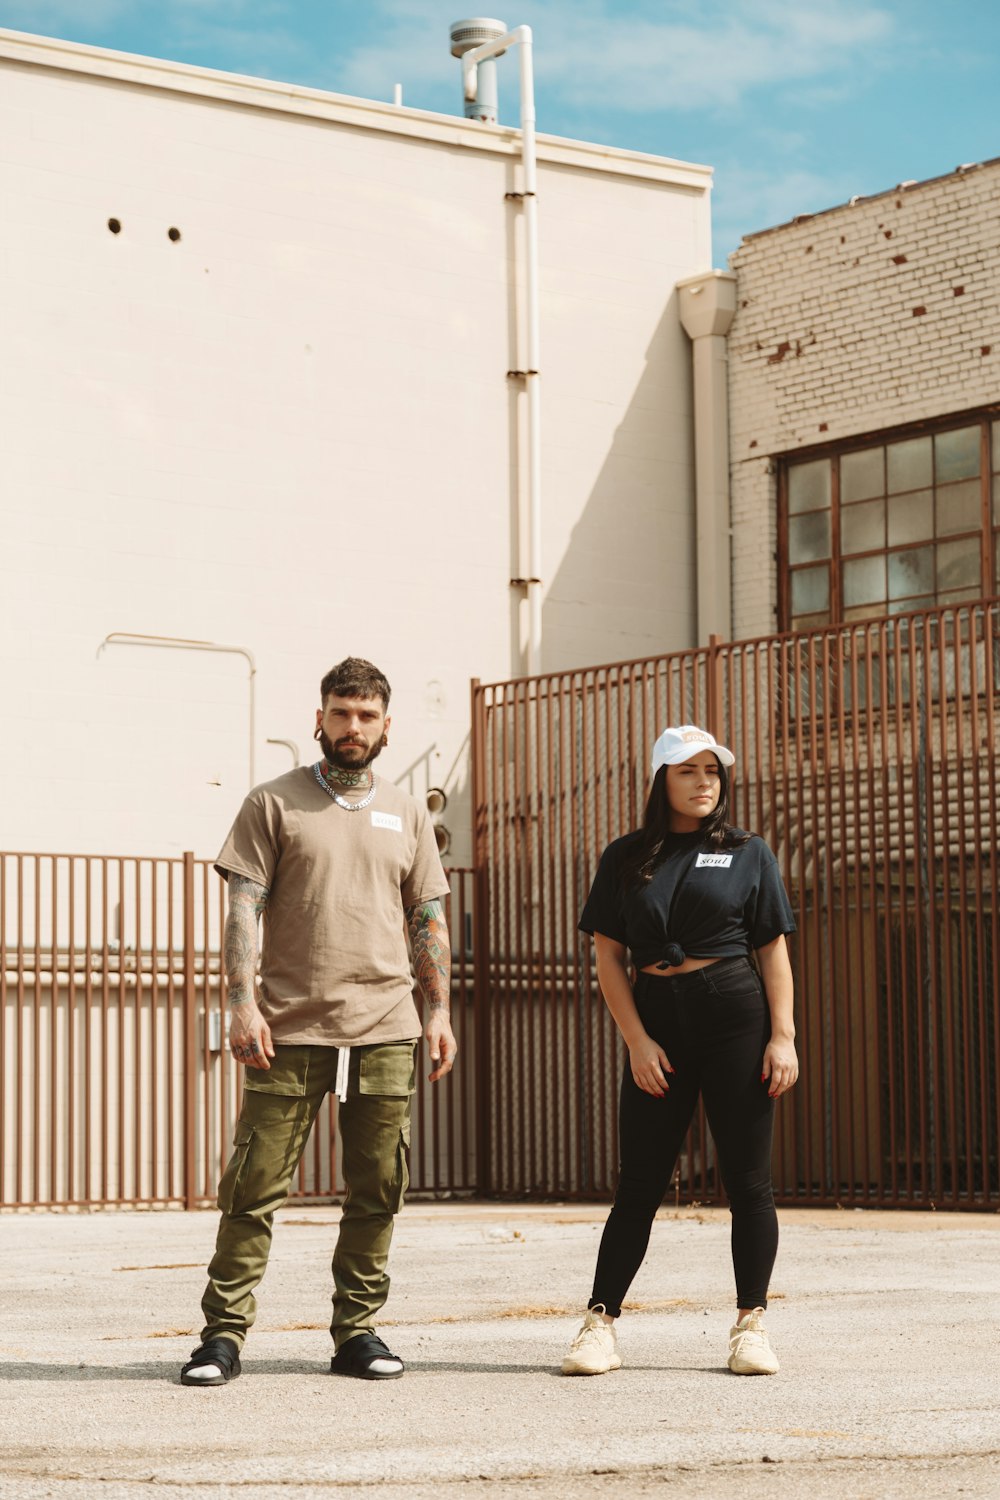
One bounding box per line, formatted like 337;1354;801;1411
224;874;269;1007
404;898;452;1012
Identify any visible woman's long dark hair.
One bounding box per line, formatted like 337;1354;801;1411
619;760;751;888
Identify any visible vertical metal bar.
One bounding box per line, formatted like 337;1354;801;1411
984;605;1000;1206
597;668;615;1192
116;857;126;1204
918;613;937;1203
831;632;851;1201
83;859;94;1205
0;856;7;1205
67;858;77;1205
975;603;1000;1206
510;682;525;1195
706;634;723;742
906;614;924;1202
494;684;508;1195
470;678;492;1197
447;873;460;1189
33;856;42;1203
50;857;60;1203
540;674;557;1191
166;862;176;1200
871;622;890;1205
792;634;813;1202
774;636;796;1200
933;609;957;1205
526;675;540;1191
858;626;877;1202
812;632;835;1202
215;860;231;1204
954;609;976;1201
183;852;197;1210
99;859;110;1203
15;856;24;1206
134;859;144;1203
883;614;905;1205
584;669;599;1193
148;862;159;1202
566;675;581;1200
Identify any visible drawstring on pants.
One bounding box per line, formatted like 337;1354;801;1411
334;1045;351;1104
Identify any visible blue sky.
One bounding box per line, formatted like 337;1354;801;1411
2;0;998;259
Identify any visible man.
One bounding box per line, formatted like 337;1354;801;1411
180;656;455;1386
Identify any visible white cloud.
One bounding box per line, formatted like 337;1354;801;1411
332;0;895;115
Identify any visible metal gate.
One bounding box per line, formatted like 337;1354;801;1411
471;601;1000;1208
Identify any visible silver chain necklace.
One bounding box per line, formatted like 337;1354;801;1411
312;761;376;811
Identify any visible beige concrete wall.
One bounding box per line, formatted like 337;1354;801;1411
727;159;1000;639
0;30;711;864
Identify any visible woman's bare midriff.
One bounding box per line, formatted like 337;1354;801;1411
638;955;723;977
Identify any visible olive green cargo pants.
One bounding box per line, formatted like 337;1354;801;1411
199;1040;415;1352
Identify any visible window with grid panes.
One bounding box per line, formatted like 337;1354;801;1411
782;415;999;630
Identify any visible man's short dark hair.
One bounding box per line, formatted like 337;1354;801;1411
320;657;391;711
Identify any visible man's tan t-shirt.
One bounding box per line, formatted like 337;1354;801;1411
215;768;450;1047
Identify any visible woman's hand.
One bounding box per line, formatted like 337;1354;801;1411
762;1036;798;1098
628;1033;674;1097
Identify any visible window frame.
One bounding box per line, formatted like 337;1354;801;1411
778;407;999;632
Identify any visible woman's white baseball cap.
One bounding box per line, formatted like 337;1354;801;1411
651;724;735;772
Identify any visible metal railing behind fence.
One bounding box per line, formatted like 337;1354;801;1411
0;855;476;1209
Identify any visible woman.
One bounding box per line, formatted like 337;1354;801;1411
562;725;798;1377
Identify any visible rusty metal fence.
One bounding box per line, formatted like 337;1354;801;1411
471;600;1000;1209
5;603;998;1211
0;857;477;1209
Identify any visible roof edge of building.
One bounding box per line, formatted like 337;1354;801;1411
0;25;713;191
733;156;1000;252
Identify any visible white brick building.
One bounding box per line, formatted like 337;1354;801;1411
727;158;1000;639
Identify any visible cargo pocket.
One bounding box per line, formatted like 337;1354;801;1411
217;1120;255;1215
391;1119;411;1214
242;1045;311;1096
358;1041;417;1097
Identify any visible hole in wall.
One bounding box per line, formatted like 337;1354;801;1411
167;227;182;242
107;217;121;234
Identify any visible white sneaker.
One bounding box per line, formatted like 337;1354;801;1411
727;1307;779;1375
561;1304;622;1376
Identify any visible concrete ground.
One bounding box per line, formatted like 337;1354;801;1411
1;1201;998;1499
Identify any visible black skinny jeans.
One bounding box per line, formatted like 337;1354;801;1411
591;956;778;1316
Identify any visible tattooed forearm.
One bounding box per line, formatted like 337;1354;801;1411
224;875;269;1007
404;898;452;1012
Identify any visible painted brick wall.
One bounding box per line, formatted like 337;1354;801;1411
727;159;1000;639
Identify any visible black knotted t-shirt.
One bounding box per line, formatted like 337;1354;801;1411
579;827;796;969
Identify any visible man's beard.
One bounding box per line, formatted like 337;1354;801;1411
318;728;385;772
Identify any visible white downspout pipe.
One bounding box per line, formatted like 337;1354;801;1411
677;271;738;644
462;26;542;675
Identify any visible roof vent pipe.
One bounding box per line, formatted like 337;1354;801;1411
450;17;507;123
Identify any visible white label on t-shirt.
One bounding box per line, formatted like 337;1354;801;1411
696;852;733;868
370;811;403;832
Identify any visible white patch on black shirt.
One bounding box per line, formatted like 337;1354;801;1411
696;853;733;868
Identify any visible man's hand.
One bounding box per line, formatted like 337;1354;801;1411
223;873;272;1069
404;897;456;1082
229;1001;275;1070
425;1009;457;1083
